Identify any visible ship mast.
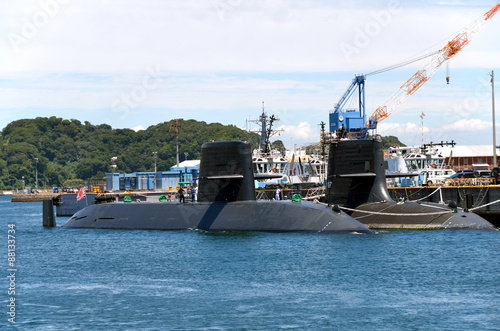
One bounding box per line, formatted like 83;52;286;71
248;102;283;154
320;121;327;162
259;102;267;152
490;70;497;167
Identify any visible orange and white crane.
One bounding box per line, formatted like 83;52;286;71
367;1;500;129
329;2;500;137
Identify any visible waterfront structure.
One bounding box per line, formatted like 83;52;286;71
105;160;199;192
385;144;500;172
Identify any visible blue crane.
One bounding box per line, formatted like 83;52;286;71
329;74;367;138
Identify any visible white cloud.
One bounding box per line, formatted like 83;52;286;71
1;0;499;150
275;122;317;148
132;125;144;132
1;1;498;74
377;122;429;135
378;118;499;147
241;120;318;149
441;118;493;132
376;121;430;146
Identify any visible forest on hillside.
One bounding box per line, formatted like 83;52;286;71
0;117;260;189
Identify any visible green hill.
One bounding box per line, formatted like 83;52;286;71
379;135;407;149
0;117;260;189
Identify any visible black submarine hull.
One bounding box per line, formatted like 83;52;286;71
327;138;497;230
347;201;495;230
61;200;372;234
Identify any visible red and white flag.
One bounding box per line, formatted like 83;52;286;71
76;187;86;202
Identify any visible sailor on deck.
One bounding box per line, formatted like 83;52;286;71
178;187;185;203
275;187;281;201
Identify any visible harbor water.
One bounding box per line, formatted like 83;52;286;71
1;196;499;330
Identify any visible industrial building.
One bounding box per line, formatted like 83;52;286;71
105;160;200;192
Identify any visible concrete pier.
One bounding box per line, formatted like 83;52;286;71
11;193;58;202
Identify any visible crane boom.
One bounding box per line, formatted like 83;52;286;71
367;1;500;129
329;75;365;132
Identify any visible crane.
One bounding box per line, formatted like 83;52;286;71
330;1;500;138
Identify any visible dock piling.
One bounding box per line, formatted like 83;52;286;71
466;194;474;210
43;199;56;227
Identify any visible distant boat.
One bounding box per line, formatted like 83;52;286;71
385;142;456;186
249;104;326;187
384;141;499;187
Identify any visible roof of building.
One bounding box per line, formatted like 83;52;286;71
178;160;200;167
170;160;201;171
437;145;500;158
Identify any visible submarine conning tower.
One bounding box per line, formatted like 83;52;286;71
198;140;255;202
326;138;392;208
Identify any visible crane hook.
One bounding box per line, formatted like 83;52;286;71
446;61;450;84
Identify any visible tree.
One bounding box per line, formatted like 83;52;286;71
76;159;109;180
380;135;406;149
271;140;285;152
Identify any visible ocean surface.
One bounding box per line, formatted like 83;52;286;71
1;195;499;330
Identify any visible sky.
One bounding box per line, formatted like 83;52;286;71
0;0;499;149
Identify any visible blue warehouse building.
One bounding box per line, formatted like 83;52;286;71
106;160;200;192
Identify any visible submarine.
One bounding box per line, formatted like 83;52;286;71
325;138;497;230
62;141;371;234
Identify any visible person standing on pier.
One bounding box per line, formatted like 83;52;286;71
178;186;185;203
275;187;281;201
191;185;196;202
